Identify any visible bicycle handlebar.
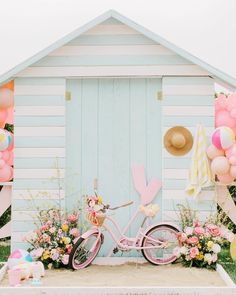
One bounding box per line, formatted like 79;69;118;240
104;201;134;211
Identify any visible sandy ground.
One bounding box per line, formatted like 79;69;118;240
0;263;226;287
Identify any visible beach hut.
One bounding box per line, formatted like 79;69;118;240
0;10;236;255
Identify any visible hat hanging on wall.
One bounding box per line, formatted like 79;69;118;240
164;126;193;156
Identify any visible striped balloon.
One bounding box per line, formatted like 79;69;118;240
212;127;235;150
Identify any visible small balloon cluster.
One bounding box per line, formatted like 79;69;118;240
0;81;14;182
215;93;236;133
207;126;236;183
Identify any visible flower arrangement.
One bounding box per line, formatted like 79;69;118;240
23;209;80;269
173;220;234;269
86;194;105;226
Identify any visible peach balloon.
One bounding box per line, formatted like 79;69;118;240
6;151;13;166
218;173;234;184
206;144;224;160
0;159;5;169
0;89;14;109
0;109;7;122
0;165;13;182
230;166;236;178
211;156;230;175
225;144;236;158
215;110;235;128
229;156;236;165
2;151;10;161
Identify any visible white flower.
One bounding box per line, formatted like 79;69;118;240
212;243;221;254
180;246;188;255
226;232;235;242
185;227;194;236
173;247;181;258
204;253;212;265
212;253;218;263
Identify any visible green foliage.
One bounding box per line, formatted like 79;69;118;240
4;123;13;133
0;245;10;261
218;247;236;283
0;206;11;229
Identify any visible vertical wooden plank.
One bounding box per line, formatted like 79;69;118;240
66;79;82;211
111;78;130;257
146;78;162;222
81;79;98;195
97;78;114;256
129;78;147;249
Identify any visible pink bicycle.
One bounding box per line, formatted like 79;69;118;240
69;195;180;270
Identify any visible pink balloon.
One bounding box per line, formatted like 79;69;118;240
227;93;236;110
0;165;13;182
0;109;7;123
230;166;236;178
212;129;222;149
2;151;10;161
215;110;235;128
230;108;236;119
0;152;3;159
6;151;13;166
206;144;224;160
215;95;227;112
229;156;236;165
0;88;14;109
211;156;230;175
218;173;234;183
5;107;13;125
225;144;236;158
0;159;5;168
6;132;13;151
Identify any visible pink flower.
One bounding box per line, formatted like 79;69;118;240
189;247;199;259
40;225;48;232
62;254;69;265
67;214;78;223
66;244;73;254
194;227;205;235
178;232;187;243
49;227;56;234
207;224;221;237
187;236;199;245
69;228;79;237
50;249;59;261
193;220;201;227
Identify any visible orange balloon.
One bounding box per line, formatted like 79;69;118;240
1;81;14;91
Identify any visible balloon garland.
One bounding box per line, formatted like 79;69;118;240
207;94;236;183
0;81;14;182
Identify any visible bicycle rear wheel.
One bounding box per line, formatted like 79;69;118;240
69;232;102;270
141;225;179;265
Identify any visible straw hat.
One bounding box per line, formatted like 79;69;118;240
164;126;193;156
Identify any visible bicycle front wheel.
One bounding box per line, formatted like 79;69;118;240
141;225;179;265
69;232;102;270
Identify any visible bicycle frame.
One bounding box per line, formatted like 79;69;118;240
82;208;172;257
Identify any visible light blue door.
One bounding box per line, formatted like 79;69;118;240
66;78;162;256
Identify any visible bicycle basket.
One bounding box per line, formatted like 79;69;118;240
86;212;106;227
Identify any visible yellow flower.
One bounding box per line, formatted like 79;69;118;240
62;223;69;232
207;241;214;249
97;196;103;204
197;243;202;249
196;252;204;261
62;237;71;245
42;249;50;260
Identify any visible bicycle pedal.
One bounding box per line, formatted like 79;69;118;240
113;247;119;254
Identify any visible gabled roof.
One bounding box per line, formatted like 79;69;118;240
0;9;235;90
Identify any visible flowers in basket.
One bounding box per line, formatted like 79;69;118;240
173;221;234;269
86;194;105;226
23;209;80;269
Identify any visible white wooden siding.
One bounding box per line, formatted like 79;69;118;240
162;77;215;222
12;78;66;250
16;20;209;78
